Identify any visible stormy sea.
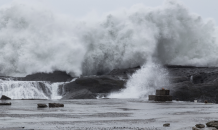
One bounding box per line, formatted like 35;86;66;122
0;0;218;130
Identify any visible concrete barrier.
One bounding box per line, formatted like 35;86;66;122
156;90;170;95
149;89;172;101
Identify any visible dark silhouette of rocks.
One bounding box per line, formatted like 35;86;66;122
19;71;73;82
37;104;48;108
195;124;205;128
192;127;199;130
0;102;11;105
107;66;140;79
60;76;125;99
48;103;64;107
167;66;218;103
1;95;11;100
61;89;96;99
163;123;170;127
206;121;218;128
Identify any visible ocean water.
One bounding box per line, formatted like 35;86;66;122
0;99;217;130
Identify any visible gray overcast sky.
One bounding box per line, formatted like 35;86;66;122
0;0;218;24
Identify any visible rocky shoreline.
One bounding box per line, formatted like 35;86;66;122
1;65;218;103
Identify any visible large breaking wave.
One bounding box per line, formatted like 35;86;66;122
0;0;217;77
109;62;170;98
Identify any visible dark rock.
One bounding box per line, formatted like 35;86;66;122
37;104;48;108
169;76;189;83
163;123;170;127
206;121;218;127
192;127;199;130
62;89;96;99
19;71;73;82
1;95;11;100
163;65;218;103
195;124;205;128
107;66;140;79
61;76;125;99
165;65;199;68
192;73;206;84
171;82;218;103
0;102;11;105
49;103;64;107
22;99;47;100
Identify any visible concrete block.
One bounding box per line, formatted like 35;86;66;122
155;95;172;101
156;90;170;95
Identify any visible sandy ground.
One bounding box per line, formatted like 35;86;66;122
0;99;218;130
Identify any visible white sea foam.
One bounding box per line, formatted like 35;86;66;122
0;81;62;99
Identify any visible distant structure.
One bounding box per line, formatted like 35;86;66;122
149;89;172;101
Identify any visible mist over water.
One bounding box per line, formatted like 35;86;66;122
0;0;218;98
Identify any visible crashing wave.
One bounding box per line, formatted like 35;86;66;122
0;0;217;77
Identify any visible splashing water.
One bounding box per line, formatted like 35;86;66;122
0;81;63;99
0;0;218;77
45;82;64;100
108;62;169;98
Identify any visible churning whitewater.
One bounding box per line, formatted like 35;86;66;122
0;79;63;99
0;0;218;99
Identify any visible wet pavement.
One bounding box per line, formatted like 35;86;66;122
0;99;218;130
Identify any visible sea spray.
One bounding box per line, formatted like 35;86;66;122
0;0;218;77
0;81;63;99
108;62;169;98
44;82;63;100
0;77;78;99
